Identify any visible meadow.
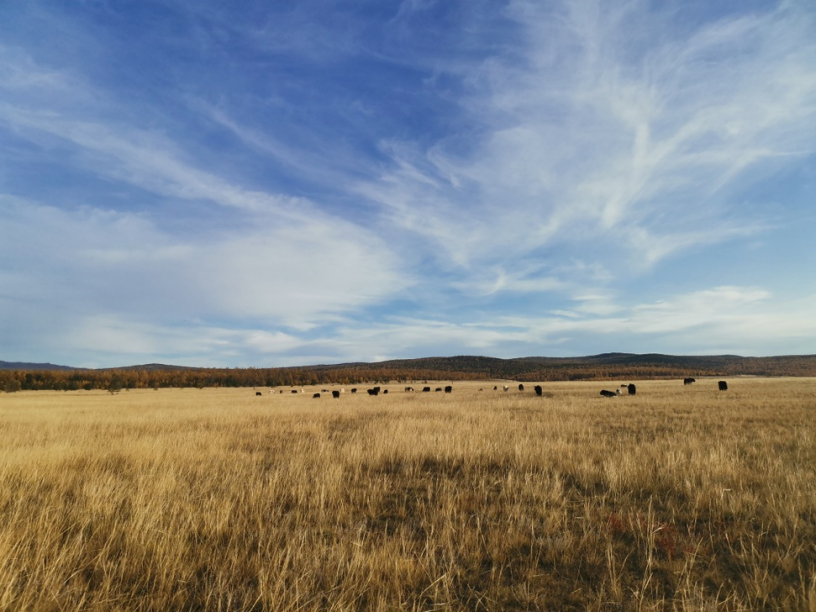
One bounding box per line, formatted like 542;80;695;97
0;378;814;610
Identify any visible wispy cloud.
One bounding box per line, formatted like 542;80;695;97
358;1;816;274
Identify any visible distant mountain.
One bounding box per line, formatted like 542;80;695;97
3;353;816;379
302;353;816;379
0;360;77;371
97;363;197;372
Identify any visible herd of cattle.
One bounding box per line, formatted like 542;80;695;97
255;378;730;398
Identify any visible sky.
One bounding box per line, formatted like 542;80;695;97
1;0;815;368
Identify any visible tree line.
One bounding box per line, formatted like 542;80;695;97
2;354;815;393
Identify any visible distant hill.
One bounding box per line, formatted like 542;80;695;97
3;354;816;391
98;363;197;372
303;353;816;380
0;360;77;371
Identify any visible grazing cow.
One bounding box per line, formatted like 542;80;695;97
435;387;442;392
312;393;320;399
503;385;509;392
405;386;414;392
367;388;379;396
291;390;298;394
494;386;498;390
518;384;524;391
683;377;696;385
600;389;619;398
255;391;262;396
718;381;728;391
444;386;452;393
628;384;636;396
423;387;431;392
280;390;284;394
351;388;357;393
383;389;388;394
321;389;329;393
534;385;543;396
332;390;340;399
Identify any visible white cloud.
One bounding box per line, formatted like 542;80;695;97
277;286;816;362
0;197;407;331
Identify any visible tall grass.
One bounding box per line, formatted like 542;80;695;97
1;379;814;610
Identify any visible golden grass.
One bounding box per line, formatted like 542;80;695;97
1;378;814;610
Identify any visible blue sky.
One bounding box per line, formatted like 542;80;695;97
1;0;815;368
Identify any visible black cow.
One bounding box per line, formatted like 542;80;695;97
718;381;728;391
351;388;357;393
367;388;379;396
444;386;452;393
518;384;524;391
383;389;388;394
312;393;320;398
255;391;262;396
291;390;298;394
493;386;498;390
534;385;543;396
435;387;442;392
684;377;696;385
423;387;431;392
600;390;619;398
627;384;636;396
332;390;340;399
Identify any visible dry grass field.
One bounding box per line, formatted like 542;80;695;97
1;378;814;611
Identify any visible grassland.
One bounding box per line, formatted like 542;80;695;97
1;378;814;610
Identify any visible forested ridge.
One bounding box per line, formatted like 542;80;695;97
2;354;815;392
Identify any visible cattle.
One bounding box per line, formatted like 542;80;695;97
534;385;543;396
423;387;431;392
518;384;524;391
383;389;388;394
321;389;329;393
435;387;442;392
444;386;452;393
683;377;696;385
351;388;357;393
494;386;498;390
600;389;619;398
332;390;340;399
405;386;414;392
255;391;262;396
291;390;298;394
280;390;284;394
627;384;636;396
718;381;728;391
367;388;379;396
312;393;320;398
503;385;509;392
